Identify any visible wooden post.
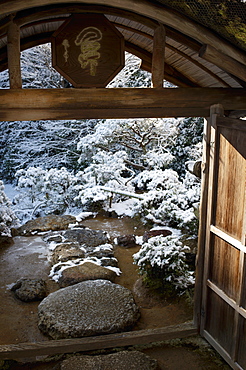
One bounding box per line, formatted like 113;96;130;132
151;24;165;88
7;17;22;89
199;104;224;335
194;104;224;331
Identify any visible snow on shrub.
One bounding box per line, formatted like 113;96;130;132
168;117;203;178
82;151;129;186
132;169;180;191
142;150;174;170
0;181;19;236
133;235;195;293
75;185;110;212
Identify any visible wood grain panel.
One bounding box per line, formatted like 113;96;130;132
209;237;241;300
205;289;235;356
215;126;246;240
237;316;246;368
238;254;246;310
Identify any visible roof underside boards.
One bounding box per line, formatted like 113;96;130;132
0;1;245;88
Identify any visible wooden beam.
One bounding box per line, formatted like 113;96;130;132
0;322;196;360
199;44;246;83
14;4;158;29
151;24;165;88
228;110;246;119
0;88;245;121
7;18;22;88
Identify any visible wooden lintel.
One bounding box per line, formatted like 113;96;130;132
0;322;196;360
199;44;246;83
0;88;245;121
151;24;165;88
7;19;22;89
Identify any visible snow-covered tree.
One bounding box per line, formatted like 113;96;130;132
77;117;177;173
168;117;203;177
0;181;19;236
108;52;151;88
0;118;96;182
13;167;79;221
0;44;203;242
0;45;97;182
0;42;204;295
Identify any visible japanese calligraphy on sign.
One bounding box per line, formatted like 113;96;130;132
51;14;125;87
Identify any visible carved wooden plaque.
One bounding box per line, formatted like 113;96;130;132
52;14;125;87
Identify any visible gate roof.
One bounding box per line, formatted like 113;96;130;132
0;0;245;88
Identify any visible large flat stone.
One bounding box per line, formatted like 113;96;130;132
38;280;140;339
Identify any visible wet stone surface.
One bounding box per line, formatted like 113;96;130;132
62;228;109;247
11;278;47;302
51;242;85;264
13;215;77;236
38;279;140;339
61;350;158;370
58;261;117;287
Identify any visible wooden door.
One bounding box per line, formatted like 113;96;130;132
197;108;246;369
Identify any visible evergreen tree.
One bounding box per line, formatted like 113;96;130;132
168;117;203;178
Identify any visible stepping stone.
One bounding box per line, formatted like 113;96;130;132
58;261;117;287
51;242;85;264
116;234;137;248
38;280;140;339
11;278;47;302
63;228;109;248
14;215;76;235
61;351;158;370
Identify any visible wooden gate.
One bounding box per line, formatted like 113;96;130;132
197;106;246;369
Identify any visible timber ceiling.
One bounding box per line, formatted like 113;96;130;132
0;0;245;88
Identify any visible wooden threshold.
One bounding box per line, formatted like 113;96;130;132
0;88;245;120
0;322;196;360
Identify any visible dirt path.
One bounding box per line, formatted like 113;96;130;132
0;217;230;369
0;236;56;345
